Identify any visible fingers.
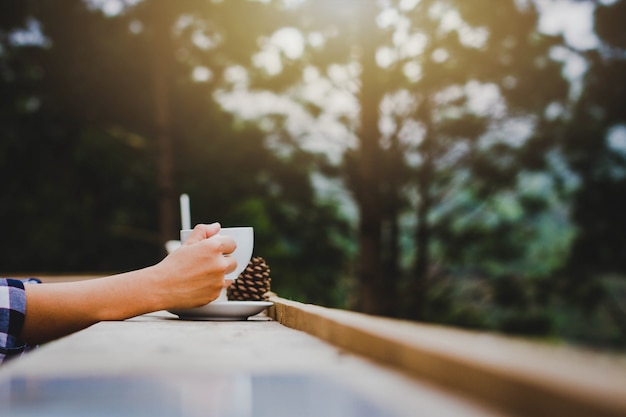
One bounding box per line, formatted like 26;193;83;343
182;223;221;245
217;235;237;256
210;253;237;282
188;234;237;274
181;224;236;256
173;223;238;284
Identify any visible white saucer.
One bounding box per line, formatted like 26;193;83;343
168;301;273;321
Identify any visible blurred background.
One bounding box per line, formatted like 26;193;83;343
1;0;625;350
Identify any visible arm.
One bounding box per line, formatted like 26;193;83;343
19;223;237;345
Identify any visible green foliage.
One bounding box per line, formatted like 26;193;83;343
1;0;625;350
0;0;351;305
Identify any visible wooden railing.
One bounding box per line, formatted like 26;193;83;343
269;296;626;417
6;275;626;416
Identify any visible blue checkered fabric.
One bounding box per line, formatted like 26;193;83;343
0;278;40;364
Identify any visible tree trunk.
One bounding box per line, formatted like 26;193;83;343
353;3;385;315
150;4;176;252
381;132;404;317
412;124;435;320
382;198;401;316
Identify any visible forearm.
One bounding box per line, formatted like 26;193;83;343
20;267;164;345
18;223;234;346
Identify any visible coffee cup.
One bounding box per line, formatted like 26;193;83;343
180;226;254;302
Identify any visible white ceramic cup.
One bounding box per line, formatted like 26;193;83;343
180;226;254;302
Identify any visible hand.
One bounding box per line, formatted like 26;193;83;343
151;223;238;309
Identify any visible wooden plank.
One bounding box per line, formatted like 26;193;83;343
268;296;626;417
1;311;508;417
6;275;624;416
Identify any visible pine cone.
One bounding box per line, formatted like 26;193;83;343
227;256;272;301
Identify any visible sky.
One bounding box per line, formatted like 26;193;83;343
79;0;603;49
536;0;599;49
11;0;602;52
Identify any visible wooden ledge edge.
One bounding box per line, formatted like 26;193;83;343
267;296;626;417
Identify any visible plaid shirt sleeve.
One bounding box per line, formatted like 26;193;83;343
0;278;40;364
